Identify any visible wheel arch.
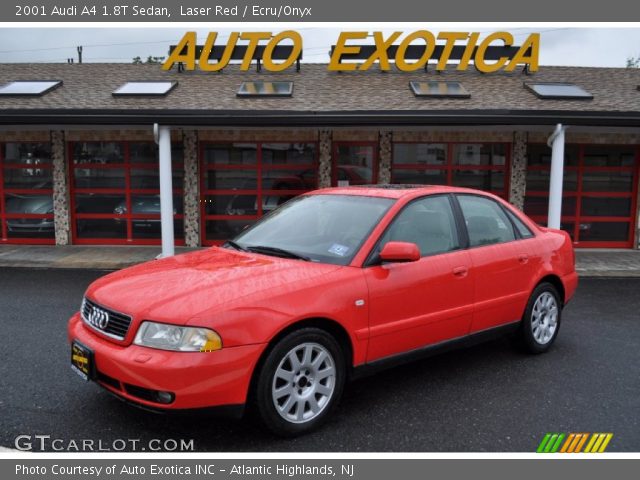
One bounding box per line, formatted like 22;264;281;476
534;274;566;305
246;317;355;405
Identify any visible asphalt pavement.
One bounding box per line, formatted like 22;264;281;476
0;268;638;452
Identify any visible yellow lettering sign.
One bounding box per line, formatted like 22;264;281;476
162;31;540;74
262;30;303;72
394;31;436;72
505;33;540;72
162;31;303;72
162;31;197;71
326;31;539;73
474;31;513;73
328;32;368;72
436;32;469;70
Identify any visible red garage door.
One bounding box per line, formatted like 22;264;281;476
200;142;318;245
391;142;510;199
0;142;54;244
69;141;184;245
525;144;639;248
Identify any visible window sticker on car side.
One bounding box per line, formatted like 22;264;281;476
328;243;350;256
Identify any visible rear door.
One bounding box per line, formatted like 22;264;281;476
363;194;475;362
455;194;536;332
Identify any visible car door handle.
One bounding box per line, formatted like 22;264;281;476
518;254;529;264
452;266;468;277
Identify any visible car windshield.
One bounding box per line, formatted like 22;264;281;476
231;194;395;265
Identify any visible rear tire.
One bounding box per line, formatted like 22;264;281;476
517;282;562;354
253;328;345;437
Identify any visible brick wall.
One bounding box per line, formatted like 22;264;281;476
0;131;50;142
332;130;379;142
528;132;640;145
197;129;318;142
392;131;513;143
64;129;182;142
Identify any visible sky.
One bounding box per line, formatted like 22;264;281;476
0;27;639;67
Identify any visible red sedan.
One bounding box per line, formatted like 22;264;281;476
68;186;578;436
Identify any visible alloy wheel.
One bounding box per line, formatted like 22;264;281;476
531;291;559;345
271;342;336;424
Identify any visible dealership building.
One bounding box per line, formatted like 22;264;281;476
0;60;639;249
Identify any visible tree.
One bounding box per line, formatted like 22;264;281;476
626;56;640;68
132;55;166;64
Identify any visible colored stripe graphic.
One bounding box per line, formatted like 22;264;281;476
559;433;575;453
584;433;614;453
537;433;613;453
537;433;552;453
597;433;614;453
537;433;565;453
561;433;588;453
573;433;589;453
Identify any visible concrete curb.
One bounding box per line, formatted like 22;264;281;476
0;246;202;271
0;261;138;270
576;271;640;278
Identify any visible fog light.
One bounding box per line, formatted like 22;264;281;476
155;391;175;404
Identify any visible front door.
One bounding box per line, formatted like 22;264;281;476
363;195;475;362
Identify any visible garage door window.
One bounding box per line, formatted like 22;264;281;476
0;142;54;244
201;142;317;244
69;141;184;244
392;143;509;198
524;144;638;247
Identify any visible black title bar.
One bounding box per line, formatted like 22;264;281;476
2;0;639;22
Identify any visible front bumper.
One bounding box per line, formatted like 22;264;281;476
68;313;266;411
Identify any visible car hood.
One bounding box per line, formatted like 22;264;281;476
86;247;342;324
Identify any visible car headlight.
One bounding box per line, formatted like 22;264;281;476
134;321;222;352
113;206;127;215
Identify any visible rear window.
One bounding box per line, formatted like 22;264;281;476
504;208;535;239
457;194;516;247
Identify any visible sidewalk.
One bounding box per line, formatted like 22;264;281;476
0;245;639;277
0;245;201;270
574;249;640;277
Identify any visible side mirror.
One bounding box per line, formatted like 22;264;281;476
379;241;421;263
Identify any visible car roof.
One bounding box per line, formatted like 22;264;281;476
309;185;491;200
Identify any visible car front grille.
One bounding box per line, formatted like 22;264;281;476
81;297;132;340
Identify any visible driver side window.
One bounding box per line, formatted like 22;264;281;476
379;195;460;257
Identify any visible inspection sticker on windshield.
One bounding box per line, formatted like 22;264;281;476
328;243;350;257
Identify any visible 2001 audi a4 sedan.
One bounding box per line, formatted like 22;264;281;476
68;185;578;436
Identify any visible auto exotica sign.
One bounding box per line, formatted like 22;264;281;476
163;31;540;73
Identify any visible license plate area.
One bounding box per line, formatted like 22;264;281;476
71;341;94;381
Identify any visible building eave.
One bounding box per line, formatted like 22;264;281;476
1;109;640;127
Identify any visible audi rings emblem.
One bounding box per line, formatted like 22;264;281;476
88;306;110;330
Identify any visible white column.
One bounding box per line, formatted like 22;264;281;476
156;124;175;257
547;124;566;229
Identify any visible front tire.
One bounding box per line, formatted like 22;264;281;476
253;328;345;437
518;283;562;354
